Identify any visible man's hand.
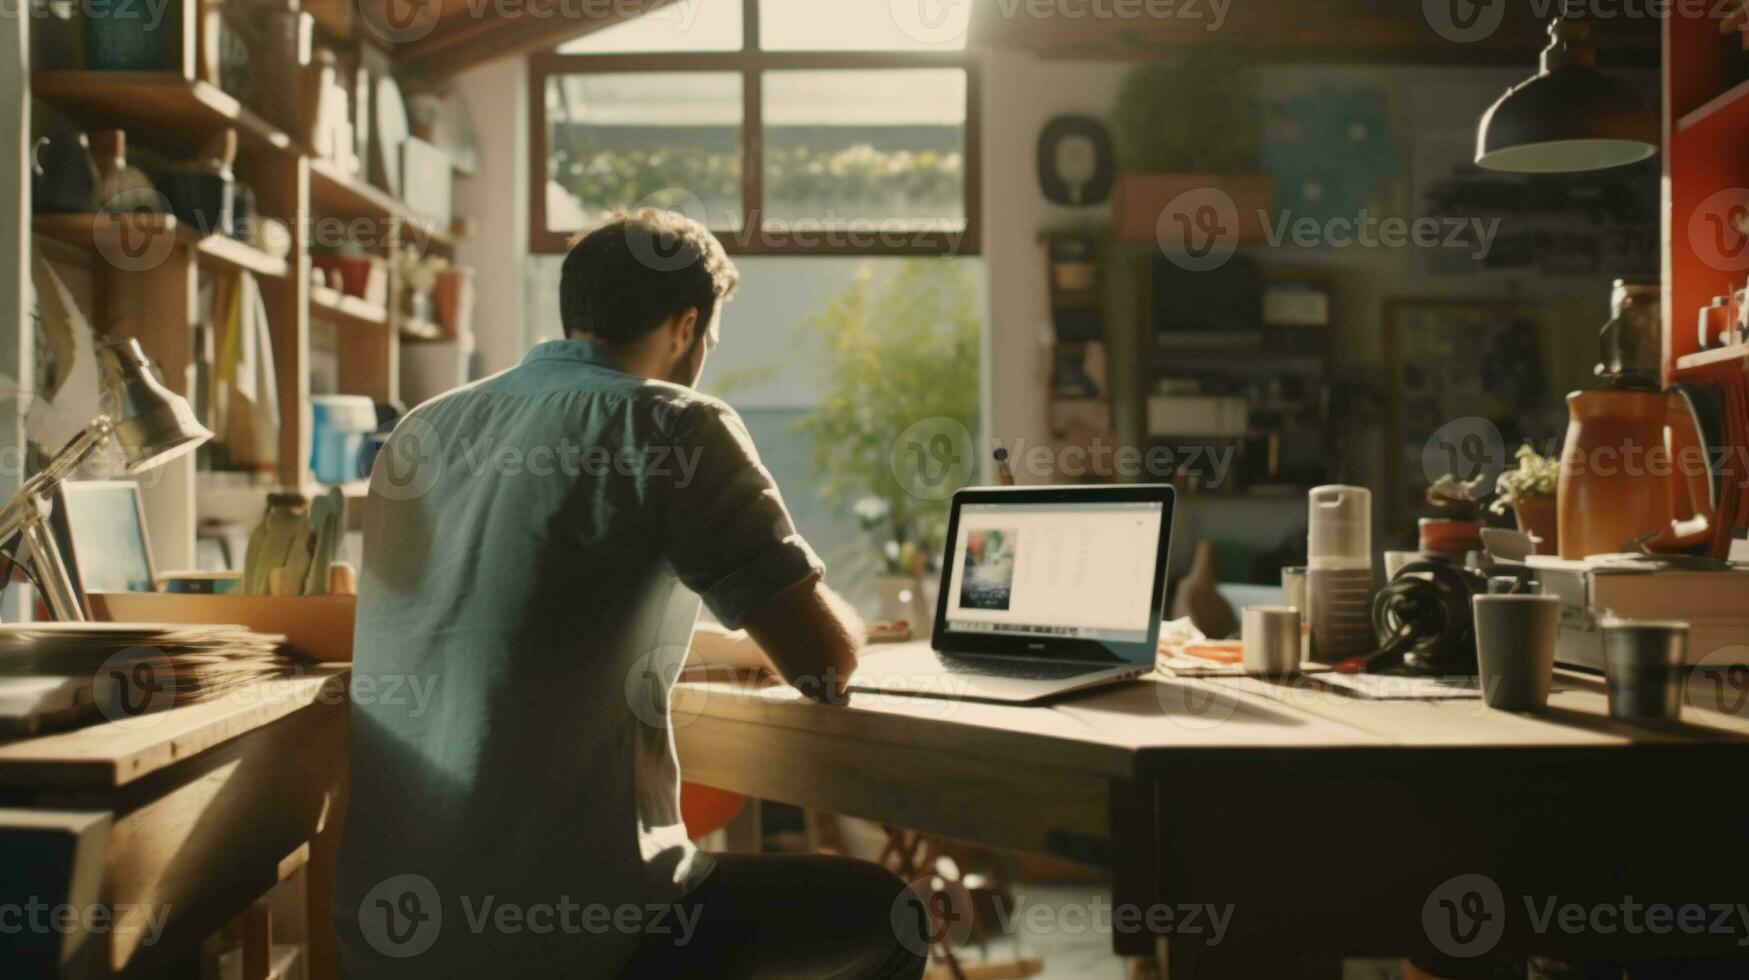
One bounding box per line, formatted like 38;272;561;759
741;574;863;704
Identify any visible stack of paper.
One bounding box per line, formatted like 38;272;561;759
0;622;293;709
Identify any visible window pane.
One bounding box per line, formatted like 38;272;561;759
543;72;743;233
761;70;966;234
558;0;742;53
760;0;970;50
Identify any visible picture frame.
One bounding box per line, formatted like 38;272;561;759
47;481;158;606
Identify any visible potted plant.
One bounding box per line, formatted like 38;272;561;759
1107;49;1274;243
795;260;980;629
851;496;934;626
1420;474;1488;556
1491;444;1560;554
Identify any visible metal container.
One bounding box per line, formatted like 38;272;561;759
1307;486;1375;660
1601;620;1688;721
1596;278;1661;389
1242;606;1303;677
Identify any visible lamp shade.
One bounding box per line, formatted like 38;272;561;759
1475;15;1657;174
1476;65;1657;173
99;338;213;473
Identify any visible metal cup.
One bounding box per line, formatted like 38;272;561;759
1242;606;1302;678
1601;620;1689;721
1281;566;1308;614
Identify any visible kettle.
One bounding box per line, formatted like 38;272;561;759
1595;279;1661;390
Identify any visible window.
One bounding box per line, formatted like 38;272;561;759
530;0;980;255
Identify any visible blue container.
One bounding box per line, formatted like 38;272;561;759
84;0;176;71
310;395;378;484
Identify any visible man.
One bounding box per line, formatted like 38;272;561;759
334;210;926;978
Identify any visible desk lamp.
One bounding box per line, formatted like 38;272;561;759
0;338;212;620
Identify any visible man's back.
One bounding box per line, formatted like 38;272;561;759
333;338;819;977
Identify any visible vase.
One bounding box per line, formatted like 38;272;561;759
1168;540;1237;639
1513;496;1558;555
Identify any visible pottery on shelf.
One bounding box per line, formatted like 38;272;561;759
31;132;98;214
89;130;160;213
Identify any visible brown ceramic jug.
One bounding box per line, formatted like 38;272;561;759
1557;389;1713;559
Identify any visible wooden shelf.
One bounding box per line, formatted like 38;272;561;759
309;157;399;219
1677;76;1749;133
398;318;444;341
196;472;370;530
31;71;295;158
310;286;388;329
309;157;455;250
196;231;291;278
1675;342;1749;371
32;213;289;279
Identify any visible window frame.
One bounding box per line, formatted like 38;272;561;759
528;2;981;256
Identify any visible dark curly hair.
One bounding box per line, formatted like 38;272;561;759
559;209;740;344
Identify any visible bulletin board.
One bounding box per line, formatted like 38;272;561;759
1383;299;1555;543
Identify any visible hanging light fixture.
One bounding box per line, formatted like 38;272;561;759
1475;6;1658;173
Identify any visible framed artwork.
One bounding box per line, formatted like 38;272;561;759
48;481;158;604
1036;115;1114;207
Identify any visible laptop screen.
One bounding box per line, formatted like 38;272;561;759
941;498;1167;646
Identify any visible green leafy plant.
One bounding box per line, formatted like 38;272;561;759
796;260;980;573
548;142;964;218
1111;50;1261;174
1491;444;1560;515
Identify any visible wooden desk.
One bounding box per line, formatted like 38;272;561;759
0;667;350;978
674;663;1749;974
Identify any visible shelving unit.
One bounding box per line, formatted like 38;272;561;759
1041;232;1120;482
1665;8;1749;543
28;8;472;566
1131;255;1337;496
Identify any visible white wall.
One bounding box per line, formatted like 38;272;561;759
451;57;530;379
979;51;1129;470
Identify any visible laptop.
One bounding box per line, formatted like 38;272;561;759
847;485;1174;704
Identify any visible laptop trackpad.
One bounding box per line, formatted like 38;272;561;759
848;643;1140;704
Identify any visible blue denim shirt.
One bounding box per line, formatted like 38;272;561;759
334;339;822;977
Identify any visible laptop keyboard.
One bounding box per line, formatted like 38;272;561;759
937;654;1126;681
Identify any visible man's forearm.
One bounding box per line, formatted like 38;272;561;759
743;575;864;700
686;622;776;673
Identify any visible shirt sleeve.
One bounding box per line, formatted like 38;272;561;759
663;398;824;629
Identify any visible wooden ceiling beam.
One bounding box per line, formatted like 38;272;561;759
970;0;1660;67
392;0;681;82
